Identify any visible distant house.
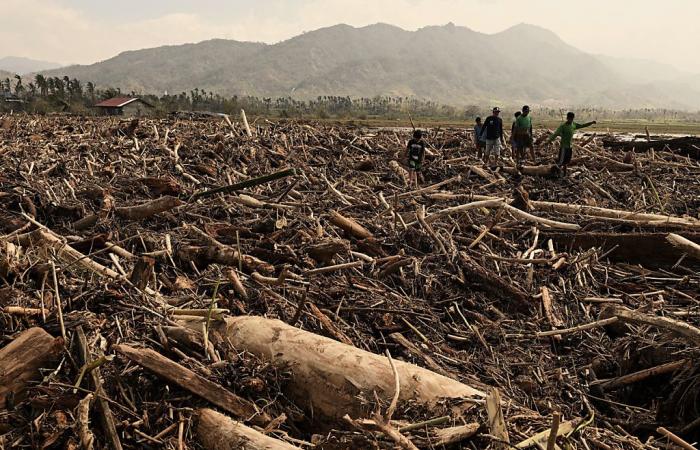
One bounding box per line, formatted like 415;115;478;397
95;97;154;117
2;91;25;110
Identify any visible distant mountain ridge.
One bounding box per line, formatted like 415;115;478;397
33;23;700;109
0;56;62;75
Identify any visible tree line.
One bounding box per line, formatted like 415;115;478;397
2;74;699;123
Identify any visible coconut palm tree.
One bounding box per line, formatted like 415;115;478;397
35;74;48;97
13;75;24;96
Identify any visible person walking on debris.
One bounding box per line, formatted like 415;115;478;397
474;117;486;159
480;107;505;167
510;111;522;160
513;105;535;164
406;129;426;188
547;112;596;176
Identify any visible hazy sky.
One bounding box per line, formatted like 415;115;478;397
2;0;699;72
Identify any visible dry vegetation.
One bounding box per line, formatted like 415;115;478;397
1;114;699;449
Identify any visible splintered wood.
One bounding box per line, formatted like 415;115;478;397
1;115;699;449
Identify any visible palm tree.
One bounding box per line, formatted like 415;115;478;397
14;75;24;96
70;79;82;96
53;77;65;97
86;82;95;103
35;74;48;97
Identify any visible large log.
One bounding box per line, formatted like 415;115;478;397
542;232;700;268
530;201;700;229
183;316;487;422
196;408;300;450
667;233;700;261
0;327;63;408
603;136;700;160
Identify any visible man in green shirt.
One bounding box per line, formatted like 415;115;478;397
547;112;596;176
513;105;535;164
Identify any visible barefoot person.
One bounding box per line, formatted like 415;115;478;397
547;112;596;176
406;129;426;188
480;107;505;167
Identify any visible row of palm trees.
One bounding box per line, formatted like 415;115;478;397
2;74;96;102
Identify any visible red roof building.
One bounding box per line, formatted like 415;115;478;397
95;97;154;116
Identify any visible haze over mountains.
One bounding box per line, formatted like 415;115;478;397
20;23;700;109
0;56;62;75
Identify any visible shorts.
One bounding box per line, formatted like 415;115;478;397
558;147;573;165
485;139;501;157
514;135;532;150
408;158;422;171
477;141;486;150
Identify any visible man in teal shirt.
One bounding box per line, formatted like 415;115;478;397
547;112;596;176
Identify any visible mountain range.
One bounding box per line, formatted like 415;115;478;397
0;56;62;75
19;23;700;109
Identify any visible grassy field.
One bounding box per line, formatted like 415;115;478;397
316;117;700;135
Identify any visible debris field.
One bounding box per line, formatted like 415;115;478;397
1;114;700;449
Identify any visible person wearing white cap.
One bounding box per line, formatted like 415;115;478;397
479;107;505;167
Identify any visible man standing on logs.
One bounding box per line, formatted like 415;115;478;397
480;107;505;168
513;105;535;165
547;112;596;176
406;129;426;188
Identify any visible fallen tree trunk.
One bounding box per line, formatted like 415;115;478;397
667;233;700;261
196;408;300;450
181;316;487;422
530;201;700;229
602;136;700;160
543;232;700;268
0;327;63;408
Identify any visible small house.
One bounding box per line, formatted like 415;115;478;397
95;97;154;117
2;92;25;110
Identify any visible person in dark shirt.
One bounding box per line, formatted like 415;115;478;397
406;129;426;188
479;107;505;167
474;117;486;159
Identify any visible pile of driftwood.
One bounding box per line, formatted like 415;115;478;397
1;113;699;449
